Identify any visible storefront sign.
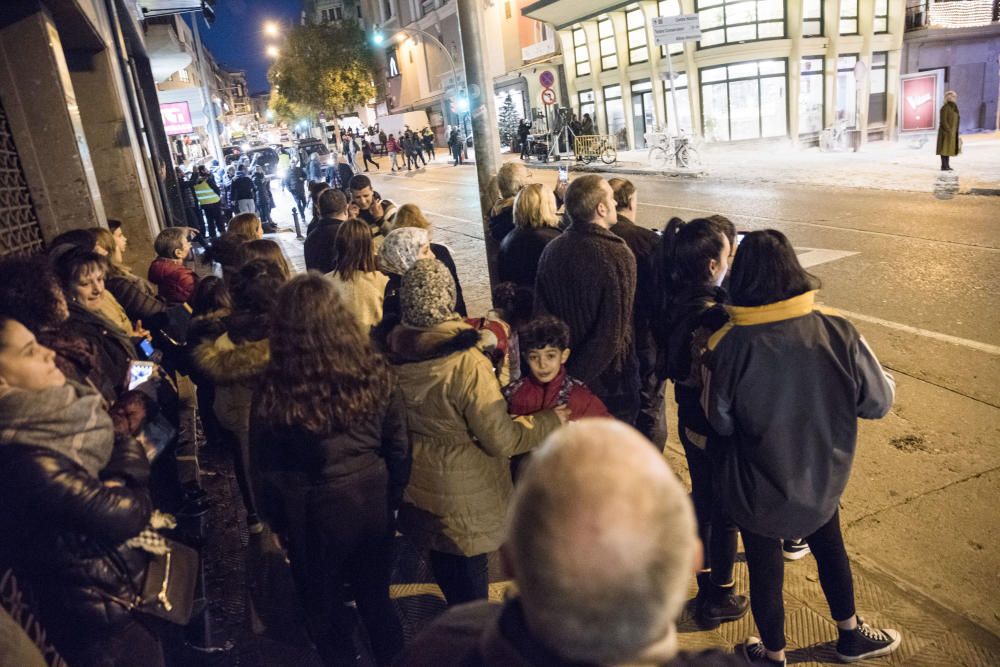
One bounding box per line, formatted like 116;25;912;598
651;15;702;45
899;70;943;133
160;102;193;135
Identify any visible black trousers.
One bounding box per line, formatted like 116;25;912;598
679;424;737;585
428;550;489;606
633;334;664;445
287;472;403;666
201;203;226;239
363;155;380;170
740;510;856;651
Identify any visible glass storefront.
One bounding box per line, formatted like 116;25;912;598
799;56;824;135
868;52;887;125
700;59;787;142
836;54;858;127
631;80;654;148
663;73;693;134
578;89;595;125
697;0;785;48
604;84;628;149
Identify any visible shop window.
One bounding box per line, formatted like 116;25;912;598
840;0;858;35
573;26;591;77
700;59;787;142
662;72;693;134
604;84;628;148
696;0;785;48
598;16;617;71
658;0;684;56
874;0;889;33
802;0;822;37
333;6;343;21
868;52;888;125
626;6;649;64
578;89;595;122
321;8;329;22
836;54;858;127
798;56;824;135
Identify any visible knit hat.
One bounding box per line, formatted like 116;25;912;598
401;258;457;328
378;227;429;276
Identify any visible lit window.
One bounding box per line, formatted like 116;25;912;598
700;59;787;142
802;0;822;37
598;16;617;71
626;5;648;65
696;0;786;48
578;89;595;120
658;0;684;56
604;84;628;149
836;54;859;126
874;0;889;33
573;26;591;77
798;56;824;135
840;0;858;35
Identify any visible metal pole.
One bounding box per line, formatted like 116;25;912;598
666;50;681;137
191;13;223;162
456;0;502;290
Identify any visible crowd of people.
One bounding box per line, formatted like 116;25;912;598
0;157;904;667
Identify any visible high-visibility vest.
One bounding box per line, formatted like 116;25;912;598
193;179;221;205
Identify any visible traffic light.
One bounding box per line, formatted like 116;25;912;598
201;0;215;26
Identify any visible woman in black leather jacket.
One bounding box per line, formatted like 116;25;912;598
0;316;162;666
252;274;410;666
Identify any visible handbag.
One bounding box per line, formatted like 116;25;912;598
103;538;199;626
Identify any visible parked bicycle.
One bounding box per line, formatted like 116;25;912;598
647;130;701;169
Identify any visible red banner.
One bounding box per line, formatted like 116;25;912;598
900;74;938;133
160;102;194;136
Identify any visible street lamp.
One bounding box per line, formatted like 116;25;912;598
263;21;279;37
266;45;280;58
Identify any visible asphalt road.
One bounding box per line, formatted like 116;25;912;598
280;161;1000;638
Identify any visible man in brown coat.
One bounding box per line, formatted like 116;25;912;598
936;90;960;171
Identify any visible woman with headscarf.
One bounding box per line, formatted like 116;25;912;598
384;259;567;605
373;227;433;348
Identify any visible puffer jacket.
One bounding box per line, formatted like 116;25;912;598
105;267;167;325
63;301;137;398
386;320;561;556
193;314;269;448
0;436;151;653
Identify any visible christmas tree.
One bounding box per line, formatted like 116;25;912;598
498;93;520;149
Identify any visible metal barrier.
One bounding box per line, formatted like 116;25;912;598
573;134;617;164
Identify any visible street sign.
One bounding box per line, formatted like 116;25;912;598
539;70;555;88
651;15;702;46
541;88;557;105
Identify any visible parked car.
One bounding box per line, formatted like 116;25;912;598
295;139;332;166
244;146;281;176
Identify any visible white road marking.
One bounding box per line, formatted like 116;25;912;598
794;247;860;268
835;309;1000;356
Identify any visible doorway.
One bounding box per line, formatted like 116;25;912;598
632;80;654;149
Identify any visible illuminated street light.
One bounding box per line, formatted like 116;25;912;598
266;45;280;58
371;31;384;45
264;21;279;37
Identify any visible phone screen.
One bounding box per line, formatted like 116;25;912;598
127;361;155;391
138;339;155;359
558;166;568;182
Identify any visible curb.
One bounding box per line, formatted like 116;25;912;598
969;187;1000;197
529;160;706;179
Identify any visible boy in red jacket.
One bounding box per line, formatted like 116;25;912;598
147;227;197;305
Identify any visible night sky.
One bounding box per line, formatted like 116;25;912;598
193;0;303;93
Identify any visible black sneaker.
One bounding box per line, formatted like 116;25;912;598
835;617;901;662
738;638;785;666
782;538;811;561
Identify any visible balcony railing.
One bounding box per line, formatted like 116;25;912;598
907;0;1000;30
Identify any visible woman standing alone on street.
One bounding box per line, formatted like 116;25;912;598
702;230;901;666
936;90;960;171
252;274;409;666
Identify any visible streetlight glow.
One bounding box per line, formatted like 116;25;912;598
371;31;384;45
264;22;279;37
266;45;280;58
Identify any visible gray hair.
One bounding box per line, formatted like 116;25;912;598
506;419;696;664
496;162;530;199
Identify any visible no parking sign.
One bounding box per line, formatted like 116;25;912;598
540;88;557;105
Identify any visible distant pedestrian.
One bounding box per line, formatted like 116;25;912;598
252;165;274;227
936;90;960;171
231;166;255;216
422;129;435;159
449;129;463;166
387;134;401;172
307;152;323;182
518;118;531;159
194;165;226;239
283;159;307;217
362;140;380;172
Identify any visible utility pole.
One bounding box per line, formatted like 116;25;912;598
456;0;502;290
191;12;223;162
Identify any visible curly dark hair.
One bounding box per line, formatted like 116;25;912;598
0;256;67;332
256;274;392;435
518;315;571;353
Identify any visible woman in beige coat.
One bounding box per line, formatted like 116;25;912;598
327;218;389;331
385;259;567;605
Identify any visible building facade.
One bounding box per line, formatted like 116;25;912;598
522;0;912;150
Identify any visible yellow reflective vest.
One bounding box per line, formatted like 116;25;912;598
193;179;221;205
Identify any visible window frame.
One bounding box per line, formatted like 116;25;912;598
578;89;596;122
572;26;591;78
798;55;825;136
836;53;859;127
868;51;888;125
802;0;823;37
873;0;889;34
839;0;859;35
625;5;649;65
598;15;618;71
698;58;789;142
694;0;787;50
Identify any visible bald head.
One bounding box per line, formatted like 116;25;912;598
505;419;697;664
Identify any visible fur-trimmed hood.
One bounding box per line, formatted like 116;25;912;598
193;333;269;385
385;320;480;364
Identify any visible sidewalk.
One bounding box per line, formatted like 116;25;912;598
510;132;1000;196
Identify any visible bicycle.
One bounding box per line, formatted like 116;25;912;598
647;130;701;169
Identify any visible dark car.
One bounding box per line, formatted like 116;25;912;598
223;145;243;165
244;147;281;176
295;139;332;166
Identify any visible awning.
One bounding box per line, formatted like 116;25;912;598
521;0;633;30
145;23;193;82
